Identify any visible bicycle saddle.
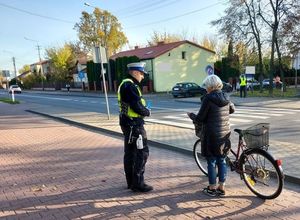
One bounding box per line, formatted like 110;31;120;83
234;129;242;134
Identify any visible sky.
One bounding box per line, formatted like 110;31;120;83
0;0;227;74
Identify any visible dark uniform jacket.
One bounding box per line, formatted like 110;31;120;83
190;90;235;157
119;76;150;126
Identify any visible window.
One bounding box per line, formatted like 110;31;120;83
182;51;186;60
145;51;153;55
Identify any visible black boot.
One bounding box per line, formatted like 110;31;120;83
131;183;153;192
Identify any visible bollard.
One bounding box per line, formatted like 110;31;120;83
11;90;15;102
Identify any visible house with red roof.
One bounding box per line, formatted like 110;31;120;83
74;55;88;84
30;60;51;76
111;40;216;92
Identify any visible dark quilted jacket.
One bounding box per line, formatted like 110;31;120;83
190;90;235;157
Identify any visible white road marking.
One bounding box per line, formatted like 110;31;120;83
145;118;235;128
237;111;283;116
164;115;191;121
145;119;194;129
16;94;71;101
231;113;269;119
239;107;300;112
230;118;252;123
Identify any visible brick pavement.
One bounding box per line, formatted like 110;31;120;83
1;103;300;219
25;100;300;183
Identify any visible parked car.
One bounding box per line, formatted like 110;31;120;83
237;79;260;91
171;82;206;98
262;79;282;88
247;79;260;90
9;85;22;94
222;81;233;93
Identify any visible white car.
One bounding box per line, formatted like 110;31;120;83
236;79;259;91
9;85;22;94
247;79;260;90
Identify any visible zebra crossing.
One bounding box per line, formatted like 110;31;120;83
145;107;300;129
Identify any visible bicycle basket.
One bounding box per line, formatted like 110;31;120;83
242;123;269;148
194;122;203;139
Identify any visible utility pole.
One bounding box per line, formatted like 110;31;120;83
37;45;44;90
24;37;44;90
12;57;17;84
295;53;299;89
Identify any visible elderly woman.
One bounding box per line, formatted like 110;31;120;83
188;75;235;197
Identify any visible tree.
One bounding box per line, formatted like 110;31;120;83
281;9;300;55
22;74;40;89
74;8;127;91
147;31;182;46
18;64;30;74
211;0;266;92
46;44;75;83
258;0;299;94
74;8;127;56
66;41;88;57
199;35;217;51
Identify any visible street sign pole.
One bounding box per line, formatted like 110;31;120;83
94;46;110;120
296;54;298;89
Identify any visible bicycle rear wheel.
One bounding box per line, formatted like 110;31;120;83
240;148;283;199
193;139;208;176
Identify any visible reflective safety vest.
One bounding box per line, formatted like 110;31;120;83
117;78;146;118
240;76;247;86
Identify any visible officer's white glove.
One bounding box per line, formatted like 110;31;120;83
147;108;151;117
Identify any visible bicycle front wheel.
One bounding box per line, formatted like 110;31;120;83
240;148;283;199
193;139;208;176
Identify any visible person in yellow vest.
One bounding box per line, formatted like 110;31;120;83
117;62;153;192
239;74;247;98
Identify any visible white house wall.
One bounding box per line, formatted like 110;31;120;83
153;43;215;92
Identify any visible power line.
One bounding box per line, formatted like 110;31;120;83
120;0;182;19
126;1;225;29
115;0;171;15
0;2;74;24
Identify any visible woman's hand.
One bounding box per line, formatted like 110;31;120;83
187;112;195;120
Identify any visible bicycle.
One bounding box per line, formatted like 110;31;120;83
193;123;284;200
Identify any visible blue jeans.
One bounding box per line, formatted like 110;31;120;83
206;156;227;186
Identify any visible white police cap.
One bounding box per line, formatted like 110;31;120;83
127;62;147;74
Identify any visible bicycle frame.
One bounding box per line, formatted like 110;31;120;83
227;134;246;174
193;124;284;199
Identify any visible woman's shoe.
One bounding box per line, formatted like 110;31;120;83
216;188;226;197
202;187;217;197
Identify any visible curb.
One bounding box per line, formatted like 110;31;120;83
26;109;300;186
26;110;193;158
176;99;300;110
22;91;118;99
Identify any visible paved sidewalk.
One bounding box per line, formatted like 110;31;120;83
176;95;300;110
1;102;300;219
23;95;300;184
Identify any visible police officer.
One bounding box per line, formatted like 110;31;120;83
239;74;247;98
117;62;153;192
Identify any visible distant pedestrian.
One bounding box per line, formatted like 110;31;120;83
188;74;235;197
232;77;237;91
239;74;247;98
66;84;71;93
117;62;153;193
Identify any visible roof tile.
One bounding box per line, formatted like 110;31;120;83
110;40;215;60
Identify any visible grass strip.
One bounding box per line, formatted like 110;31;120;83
0;97;20;104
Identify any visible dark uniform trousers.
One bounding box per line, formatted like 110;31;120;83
240;85;247;98
121;124;149;188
